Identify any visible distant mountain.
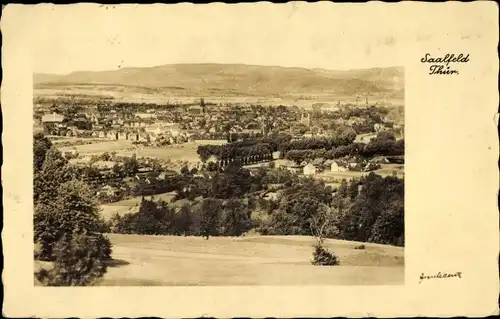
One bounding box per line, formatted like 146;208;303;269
33;63;404;98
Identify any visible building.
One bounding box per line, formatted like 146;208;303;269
300;113;311;127
107;131;118;140
355;133;377;144
145;125;166;136
129;132;139;142
331;161;347;172
193;139;228;146
135;113;156;120
61;147;78;158
118;132;128;140
303;163;317;176
374;123;387;132
188;105;203;115
41;113;64;134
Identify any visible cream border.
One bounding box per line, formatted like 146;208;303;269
2;2;499;317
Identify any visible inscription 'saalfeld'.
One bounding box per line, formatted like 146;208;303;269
418;271;463;284
421;53;470;75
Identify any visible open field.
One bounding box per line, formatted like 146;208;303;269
318;165;404;181
100;192;177;220
35;234;403;286
102;234;404;286
118;143;200;163
57;140;133;154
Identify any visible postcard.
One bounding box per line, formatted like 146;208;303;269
1;2;498;317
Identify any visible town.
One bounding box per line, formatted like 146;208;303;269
34;96;404;204
33;65;405;287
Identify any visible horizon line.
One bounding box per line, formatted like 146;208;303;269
34;63;405;77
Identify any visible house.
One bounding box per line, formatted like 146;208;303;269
138;133;150;142
118;132;128;140
98;131;106;138
107;131;118;140
189;105;203;115
369;156;390;164
41;113;64;134
61;147;78;158
193;139;228;146
145;125;166;136
272;151;281;160
303;163;317;176
135;113;156;119
355;133;377;144
129;133;139;142
374;123;387;132
206;155;218;164
97;185;119;197
331;161;347;172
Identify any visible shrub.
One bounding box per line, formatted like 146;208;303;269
35;233;110;286
354;244;366;250
311;244;340;266
34;180;112;261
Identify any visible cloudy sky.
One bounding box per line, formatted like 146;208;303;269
4;2;488;74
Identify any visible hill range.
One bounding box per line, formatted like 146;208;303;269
34;63;404;106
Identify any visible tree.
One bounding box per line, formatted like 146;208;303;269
220;199;251;236
34;180;112;261
34;147;76;204
35;232;110;286
123;155;139;176
33;133;53;174
199;198;222;239
175;204;194;236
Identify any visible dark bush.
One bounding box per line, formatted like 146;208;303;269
35;233;110;286
311;244;340;266
354;244;366;250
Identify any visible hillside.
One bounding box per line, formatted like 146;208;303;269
34;63;404;99
35;234;404;286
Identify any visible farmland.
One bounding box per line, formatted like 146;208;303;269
100;192;177;220
57;140;134;154
117;143;200;164
92;234;403;286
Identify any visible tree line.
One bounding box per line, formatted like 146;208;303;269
33;133;112;286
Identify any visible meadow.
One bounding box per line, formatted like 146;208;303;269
100;192;177;220
57;140;133;154
97;234;404;286
118;143;200;163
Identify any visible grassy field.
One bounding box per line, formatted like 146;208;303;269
58;140;133;154
100;192;177;220
92;234;404;286
317;164;404;181
118;143;200;163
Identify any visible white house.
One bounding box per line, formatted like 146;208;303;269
303;163;317;176
118;132;129;140
355;133;377;144
206;155;218;164
106;131;118;140
331;161;347;172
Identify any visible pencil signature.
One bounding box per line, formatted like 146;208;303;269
419;271;462;284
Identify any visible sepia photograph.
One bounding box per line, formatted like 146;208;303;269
2;2;498;317
32;47;405;287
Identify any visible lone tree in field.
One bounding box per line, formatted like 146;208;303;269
310;204;340;266
199;198;222;240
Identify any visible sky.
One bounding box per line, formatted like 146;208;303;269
6;2;485;74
